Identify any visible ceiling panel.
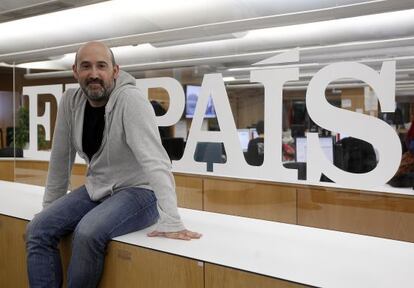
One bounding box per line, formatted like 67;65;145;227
0;0;108;23
0;0;413;95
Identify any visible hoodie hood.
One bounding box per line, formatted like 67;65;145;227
106;70;137;113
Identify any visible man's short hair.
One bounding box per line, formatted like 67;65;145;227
108;48;116;66
74;45;116;66
256;120;264;134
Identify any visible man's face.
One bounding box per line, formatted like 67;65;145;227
73;43;119;104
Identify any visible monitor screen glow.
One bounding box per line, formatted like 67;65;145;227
185;85;216;118
238;129;251;152
295;136;334;163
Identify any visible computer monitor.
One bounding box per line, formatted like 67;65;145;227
295;137;307;163
185;85;216;118
295;136;334;163
237;129;250;152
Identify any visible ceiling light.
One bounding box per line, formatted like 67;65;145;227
227;62;320;72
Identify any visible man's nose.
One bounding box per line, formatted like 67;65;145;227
89;65;99;77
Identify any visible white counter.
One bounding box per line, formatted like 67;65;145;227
1;180;414;288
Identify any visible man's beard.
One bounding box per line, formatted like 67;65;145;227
82;78;114;102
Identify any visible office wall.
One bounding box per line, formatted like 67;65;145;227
0;91;13;148
0;68;17;148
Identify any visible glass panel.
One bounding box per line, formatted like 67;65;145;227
1;3;413;245
8;57;414;190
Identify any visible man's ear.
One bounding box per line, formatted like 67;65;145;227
72;64;79;80
113;64;120;79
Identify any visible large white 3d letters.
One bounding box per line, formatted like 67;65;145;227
249;68;298;181
19;50;402;190
136;77;185;127
173;74;248;175
306;61;401;187
23;84;62;160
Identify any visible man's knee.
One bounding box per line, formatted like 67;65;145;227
72;220;107;251
26;211;55;246
26;216;45;249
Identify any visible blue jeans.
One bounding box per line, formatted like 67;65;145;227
26;186;159;288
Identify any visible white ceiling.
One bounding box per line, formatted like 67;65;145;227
0;0;107;23
1;0;414;94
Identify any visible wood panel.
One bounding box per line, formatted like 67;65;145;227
0;215;29;288
297;187;414;242
0;160;14;181
0;215;204;288
99;241;204;288
0;67;15;91
13;160;86;188
228;87;264;128
174;174;203;210
204;178;297;223
0;215;75;288
14;160;49;186
148;87;170;108
205;263;309;288
341;88;365;113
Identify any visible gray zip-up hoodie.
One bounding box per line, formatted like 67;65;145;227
43;70;185;232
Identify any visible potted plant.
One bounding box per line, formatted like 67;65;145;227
14;106;29;149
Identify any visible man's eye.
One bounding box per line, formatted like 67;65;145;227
80;64;90;69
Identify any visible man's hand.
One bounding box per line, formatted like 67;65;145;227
147;229;202;241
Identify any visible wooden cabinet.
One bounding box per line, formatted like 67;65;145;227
13;160;86;188
100;242;204;288
0;215;29;288
297;187;414;242
0;215;205;288
205;263;309;288
0;160;14;181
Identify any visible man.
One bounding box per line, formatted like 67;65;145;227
246;120;264;166
26;41;201;288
